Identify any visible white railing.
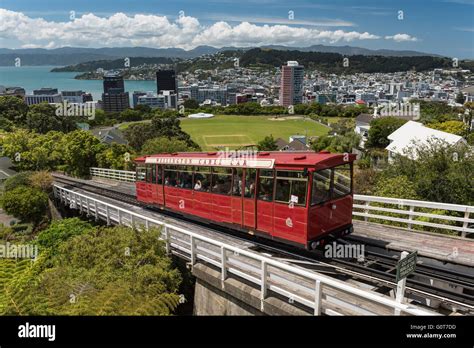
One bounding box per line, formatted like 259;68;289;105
53;184;439;316
90;167;136;182
88;167;474;238
353;195;474;238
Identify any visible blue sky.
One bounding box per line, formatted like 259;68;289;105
0;0;473;57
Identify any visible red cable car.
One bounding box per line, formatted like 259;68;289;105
135;151;356;250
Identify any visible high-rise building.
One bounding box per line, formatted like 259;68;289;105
103;72;125;94
156;70;177;94
102;71;129;113
279;61;304;107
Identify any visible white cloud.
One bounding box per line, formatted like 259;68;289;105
385;34;419;42
0;9;417;49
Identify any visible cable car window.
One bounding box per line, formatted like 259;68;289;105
193;166;212;192
156;165;163;185
136;165;146;182
311;169;332;205
177;166;193;189
232;168;243;197
146;164;154;183
211;167;232;195
258;169;274;202
275;171;307;206
244;169;256;198
164;165;178;187
332;164;352;200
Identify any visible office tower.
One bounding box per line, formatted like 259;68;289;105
156;70;177;94
102;71;130;113
279;61;304;107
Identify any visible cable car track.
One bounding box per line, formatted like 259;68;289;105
52;175;474;313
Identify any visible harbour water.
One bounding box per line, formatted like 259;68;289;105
0;66;156;102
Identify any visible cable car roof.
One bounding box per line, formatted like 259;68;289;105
136;151;355;170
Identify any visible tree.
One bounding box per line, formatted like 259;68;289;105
0;96;28;126
374;175;420;200
96;143;135;170
455;92;465;104
123;123;155;151
380;140;473;205
141;137;191;155
428;120;468;137
311;133;361;153
1;186;49;225
257;135;278;151
29;171;54;193
26;103;78;134
120;109;142;122
183;99;199;110
366;117;406;148
3;172;32;192
60;130;102;177
150;116;200;149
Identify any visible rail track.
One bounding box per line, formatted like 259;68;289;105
52;174;474;314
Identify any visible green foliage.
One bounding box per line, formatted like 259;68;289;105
29;171;54;193
381;140;473;205
124;116;200;152
374;176;420;199
141;137;192;155
120;109;142;122
366;117;406;148
3;172;32;192
1;186;49;225
0;225;182;315
311;133;361;153
428;120;468;137
183;99;199;109
1;130;64;171
455;92;465;104
96;143;135;170
36;218;93;255
59;130;102;177
0;96;28;129
257;134;278;151
26;103;78;134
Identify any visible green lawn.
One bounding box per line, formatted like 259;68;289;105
180;115;330;150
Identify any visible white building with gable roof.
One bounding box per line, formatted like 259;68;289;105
386;121;466;161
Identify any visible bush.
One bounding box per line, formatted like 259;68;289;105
1;186;49;225
29;171;53;193
36;218;93;255
3;172;32;192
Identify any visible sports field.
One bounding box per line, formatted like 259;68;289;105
180;115;331;150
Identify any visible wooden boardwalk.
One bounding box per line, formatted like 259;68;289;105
353;220;474;266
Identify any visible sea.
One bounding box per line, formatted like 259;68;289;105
0;66;157;103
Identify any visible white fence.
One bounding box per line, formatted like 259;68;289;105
90;167;136;182
53;184;438;316
353;195;474;238
89;167;474;238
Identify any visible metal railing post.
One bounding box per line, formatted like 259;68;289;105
221;246;227;288
261;261;267;312
314;280;322;315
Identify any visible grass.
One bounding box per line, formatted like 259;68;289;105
180;115;331;150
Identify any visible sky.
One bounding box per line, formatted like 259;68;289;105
0;0;473;58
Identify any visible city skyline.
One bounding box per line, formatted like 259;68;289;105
0;0;473;58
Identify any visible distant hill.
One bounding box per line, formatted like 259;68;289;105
238;48;471;73
51;57;178;72
0;44;445;66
